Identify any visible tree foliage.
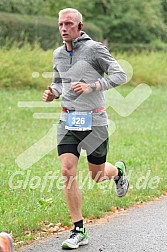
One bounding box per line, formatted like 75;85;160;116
0;0;167;44
87;0;167;43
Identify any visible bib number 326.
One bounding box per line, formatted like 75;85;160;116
65;111;92;131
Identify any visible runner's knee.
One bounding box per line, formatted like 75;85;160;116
61;156;77;178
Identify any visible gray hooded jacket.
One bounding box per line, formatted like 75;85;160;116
51;32;127;126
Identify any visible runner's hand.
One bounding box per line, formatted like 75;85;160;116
43;86;55;102
71;82;92;94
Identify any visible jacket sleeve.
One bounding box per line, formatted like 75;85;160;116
50;53;62;97
94;43;127;90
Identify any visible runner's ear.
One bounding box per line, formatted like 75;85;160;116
78;23;82;30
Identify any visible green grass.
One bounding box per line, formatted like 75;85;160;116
0;85;167;248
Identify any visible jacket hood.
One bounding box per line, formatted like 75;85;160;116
63;31;92;49
73;31;92;43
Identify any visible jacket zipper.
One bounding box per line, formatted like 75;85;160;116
70;55;72;64
70;52;73;64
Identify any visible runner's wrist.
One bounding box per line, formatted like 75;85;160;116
52;89;60;99
89;82;96;92
90;81;101;92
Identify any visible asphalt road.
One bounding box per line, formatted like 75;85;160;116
19;196;167;252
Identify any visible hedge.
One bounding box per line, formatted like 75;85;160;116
0;12;103;50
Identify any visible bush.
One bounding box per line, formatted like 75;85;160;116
0;42;53;89
115;51;167;86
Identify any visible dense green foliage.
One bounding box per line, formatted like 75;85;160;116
94;0;167;43
0;0;167;46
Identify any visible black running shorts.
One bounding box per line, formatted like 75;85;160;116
57;121;108;165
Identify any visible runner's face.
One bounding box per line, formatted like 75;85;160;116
59;13;80;42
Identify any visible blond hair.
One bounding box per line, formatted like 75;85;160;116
59;8;83;23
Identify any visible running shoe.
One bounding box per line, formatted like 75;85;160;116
114;161;129;197
62;227;88;249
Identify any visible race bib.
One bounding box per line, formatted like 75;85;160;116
65;111;92;131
